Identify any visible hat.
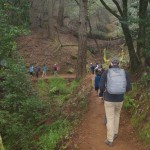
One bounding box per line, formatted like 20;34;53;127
111;57;119;64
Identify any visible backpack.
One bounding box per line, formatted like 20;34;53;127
107;68;127;94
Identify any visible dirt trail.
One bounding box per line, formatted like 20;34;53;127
68;76;147;150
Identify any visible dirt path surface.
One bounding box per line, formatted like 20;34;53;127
68;77;147;150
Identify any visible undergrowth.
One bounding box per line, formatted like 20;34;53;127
124;67;150;148
35;77;85;149
37;120;71;150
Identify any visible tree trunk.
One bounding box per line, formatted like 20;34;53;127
137;0;148;66
120;22;140;71
48;0;54;39
57;0;64;26
76;0;88;79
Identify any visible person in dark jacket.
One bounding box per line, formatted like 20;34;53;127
94;70;101;96
90;63;95;74
100;57;131;147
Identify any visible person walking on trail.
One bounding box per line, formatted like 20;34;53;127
29;65;34;76
53;64;58;76
94;70;101;96
90;63;95;74
42;64;46;78
100;57;131;147
35;65;40;79
98;65;105;99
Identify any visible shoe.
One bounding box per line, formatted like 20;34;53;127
105;139;113;147
114;134;118;140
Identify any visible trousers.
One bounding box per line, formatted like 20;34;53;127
104;101;123;142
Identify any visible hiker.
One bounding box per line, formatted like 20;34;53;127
53;64;58;76
42;64;46;78
98;65;105;99
94;70;101;96
29;65;34;76
100;57;131;147
35;65;40;79
90;63;95;74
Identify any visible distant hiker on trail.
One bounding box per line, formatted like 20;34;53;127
35;65;40;79
42;64;46;78
90;63;95;74
95;63;99;70
94;70;101;96
53;64;58;76
100;57;131;147
29;65;34;76
98;65;105;99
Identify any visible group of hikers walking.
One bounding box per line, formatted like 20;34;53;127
29;63;59;79
92;57;131;147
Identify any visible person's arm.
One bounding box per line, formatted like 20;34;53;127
100;70;108;92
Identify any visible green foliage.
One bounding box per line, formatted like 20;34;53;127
48;77;69;95
127;70;150;148
0;58;50;150
0;1;48;149
37;120;71;150
37;77;79;100
0;0;29;59
124;95;137;110
35;78;84;150
139;120;150;148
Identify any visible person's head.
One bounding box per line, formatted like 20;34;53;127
111;57;119;66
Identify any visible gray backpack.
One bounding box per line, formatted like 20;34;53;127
107;68;127;94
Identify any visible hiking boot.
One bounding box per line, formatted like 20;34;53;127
105;139;113;147
114;134;118;140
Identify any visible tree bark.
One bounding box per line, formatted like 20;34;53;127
137;0;148;66
76;0;88;79
48;0;54;39
120;22;140;70
57;0;64;26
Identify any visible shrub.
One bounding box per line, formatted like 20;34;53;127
37;120;71;150
0;59;49;150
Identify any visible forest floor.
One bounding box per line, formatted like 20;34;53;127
65;74;148;150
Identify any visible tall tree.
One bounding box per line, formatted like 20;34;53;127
137;0;149;66
100;0;140;71
76;0;88;78
57;0;64;26
48;0;54;39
